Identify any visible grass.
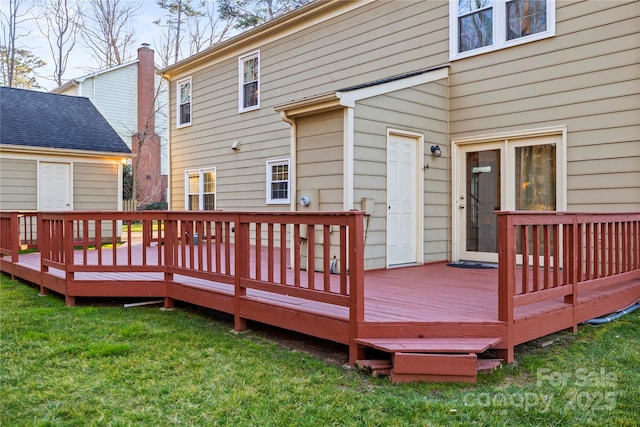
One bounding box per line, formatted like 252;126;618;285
123;221;162;233
1;274;638;426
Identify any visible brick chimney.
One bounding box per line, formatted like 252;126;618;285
137;43;156;133
132;43;164;207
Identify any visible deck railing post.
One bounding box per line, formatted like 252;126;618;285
10;212;19;263
565;215;579;332
64;215;75;306
163;213;175;309
36;213;49;296
497;212;515;363
36;212;43;254
348;211;365;364
234;214;248;332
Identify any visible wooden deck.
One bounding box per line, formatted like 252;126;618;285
2;210;639;383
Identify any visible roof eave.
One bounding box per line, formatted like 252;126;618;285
0;144;132;158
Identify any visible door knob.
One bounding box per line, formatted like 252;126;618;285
459;204;465;209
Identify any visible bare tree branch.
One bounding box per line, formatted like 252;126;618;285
218;0;310;30
187;0;234;55
80;0;142;69
0;0;38;87
36;0;81;86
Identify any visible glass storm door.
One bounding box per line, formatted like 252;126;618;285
462;147;501;262
457;137;559;263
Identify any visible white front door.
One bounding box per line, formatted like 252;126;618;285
39;162;71;210
387;134;418;266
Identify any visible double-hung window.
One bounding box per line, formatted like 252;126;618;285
450;0;555;60
239;51;260;112
186;168;215;210
177;77;192;127
266;159;290;204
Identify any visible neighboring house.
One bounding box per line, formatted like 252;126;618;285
0;87;131;211
160;0;639;269
54;45;168;207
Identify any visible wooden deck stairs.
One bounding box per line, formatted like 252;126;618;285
354;337;503;383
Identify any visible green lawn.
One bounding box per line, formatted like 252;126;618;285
122;221;162;233
1;273;638;426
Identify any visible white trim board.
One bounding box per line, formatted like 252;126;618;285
336;67;449;107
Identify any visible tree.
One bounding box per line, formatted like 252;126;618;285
217;0;312;30
0;46;46;88
155;1;234;67
122;161;133;200
0;0;44;87
36;0;81;86
155;0;204;64
187;0;234;55
80;0;141;69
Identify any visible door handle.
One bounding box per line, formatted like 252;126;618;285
459;204;465;209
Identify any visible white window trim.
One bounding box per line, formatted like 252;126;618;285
176;77;192;128
185;167;216;210
266;158;290;204
449;0;556;61
238;50;260;113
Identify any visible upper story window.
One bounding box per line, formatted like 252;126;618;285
266;158;290;204
450;0;555;60
186;168;215;210
239;51;260;112
177;77;192;128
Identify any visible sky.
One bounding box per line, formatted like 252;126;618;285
3;0;189;91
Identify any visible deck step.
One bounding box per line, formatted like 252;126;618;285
355;337;503;383
354;337;502;353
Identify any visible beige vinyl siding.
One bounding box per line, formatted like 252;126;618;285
73;163;119;210
353;80;449;268
294;109;344;272
169;61;290;210
168;0;450;211
0;158;37;210
264;1;449;100
296;109;344;211
449;0;640;211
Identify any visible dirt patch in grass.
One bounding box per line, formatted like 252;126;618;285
244;321;351;367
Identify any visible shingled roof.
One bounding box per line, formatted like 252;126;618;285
0;87;131;155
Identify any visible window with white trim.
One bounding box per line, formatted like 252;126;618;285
450;0;555;60
177;77;192;127
239;51;260;112
185;168;215;210
266;159;290;204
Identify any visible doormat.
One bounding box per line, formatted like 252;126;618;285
447;260;498;269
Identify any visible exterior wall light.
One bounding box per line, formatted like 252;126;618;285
431;145;442;157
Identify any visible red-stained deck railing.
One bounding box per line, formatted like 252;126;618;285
0;212;39;262
497;211;640;361
0;212;20;262
35;210;365;359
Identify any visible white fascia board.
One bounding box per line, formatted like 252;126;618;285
336;67;449;107
0;144;132;159
52;59;141;93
